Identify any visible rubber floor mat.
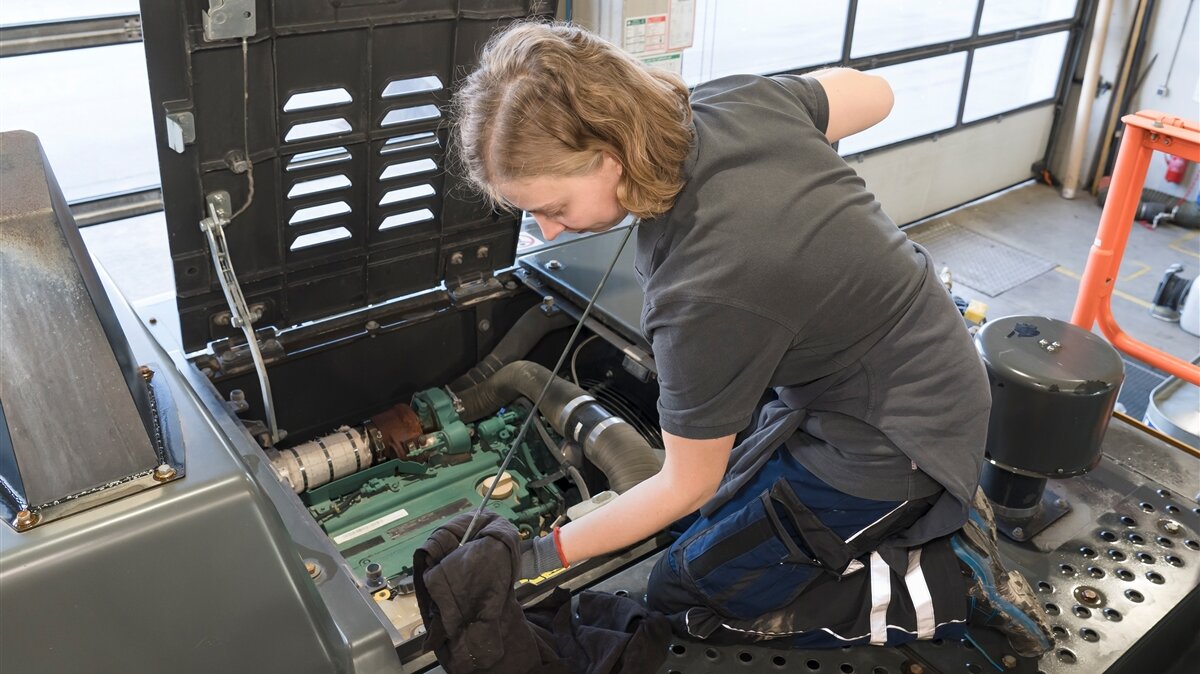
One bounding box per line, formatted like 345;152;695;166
908;221;1056;296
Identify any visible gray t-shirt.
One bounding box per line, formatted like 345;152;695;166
634;74;991;546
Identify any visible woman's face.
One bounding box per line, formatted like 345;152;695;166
495;153;628;241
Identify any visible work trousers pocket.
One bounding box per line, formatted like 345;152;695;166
679;483;822;620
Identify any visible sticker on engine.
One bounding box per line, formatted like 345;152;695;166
333;509;409;544
386;498;474;540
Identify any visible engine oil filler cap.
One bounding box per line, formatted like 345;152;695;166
478;472;516;500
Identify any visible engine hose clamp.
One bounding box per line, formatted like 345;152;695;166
557;395;595;432
584;416;626;449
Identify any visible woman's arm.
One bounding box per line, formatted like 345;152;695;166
809;68;894;143
555;431;734;563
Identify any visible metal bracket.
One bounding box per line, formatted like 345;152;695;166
203;0;256;42
165;111;196;154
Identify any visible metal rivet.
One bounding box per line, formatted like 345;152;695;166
153;464;177;482
14;509;39;531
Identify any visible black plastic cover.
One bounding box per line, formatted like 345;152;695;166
975;315;1125;478
140;1;556;352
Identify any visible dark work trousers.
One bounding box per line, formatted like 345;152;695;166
646;446;969;648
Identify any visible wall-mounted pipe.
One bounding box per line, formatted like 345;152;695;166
1062;0;1116;199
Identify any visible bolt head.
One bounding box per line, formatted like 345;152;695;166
1081;589;1099;602
1164;522;1181;533
1002;654;1018;669
1012;527;1025;538
449;252;464;265
153;464;177;482
14;509;38;531
138;365;154;381
545;259;562;270
906;663;925;674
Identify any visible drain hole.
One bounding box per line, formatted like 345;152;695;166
1186;539;1200;551
1087;566;1105;579
839;664;854;674
1115;568;1134;581
1127;532;1146;545
670;643;685;655
1080;627;1100;642
1051;625;1068;639
1059;564;1076;576
872;668;887;674
1119;516;1136;527
1037;581;1054;593
1098;530;1118;542
613;589;629;597
1147;571;1165;584
1165;504;1180;514
1045;603;1060;616
1165;554;1184;567
1079;546;1097;558
1057;649;1077;664
1140;502;1155;513
807;660;821;671
1102;608;1122;622
966;665;982;674
1108;549;1127;561
705;648;719;661
1125;589;1144;602
773;655;788;667
1136;552;1155;564
738;651;753;663
1157;488;1171;498
1072;605;1091;619
1157;536;1174;548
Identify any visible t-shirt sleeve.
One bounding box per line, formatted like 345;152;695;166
771;74;830;135
645;300;795;439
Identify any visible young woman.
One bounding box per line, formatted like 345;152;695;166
453;22;1051;655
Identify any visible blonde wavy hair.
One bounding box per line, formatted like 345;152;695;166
452;21;693;220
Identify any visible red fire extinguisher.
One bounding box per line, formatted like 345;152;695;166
1165;155;1188;184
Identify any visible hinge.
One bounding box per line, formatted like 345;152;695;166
203;0;257;42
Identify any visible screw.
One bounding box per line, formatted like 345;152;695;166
1001;655;1017;669
504;281;518;290
478;319;491;332
230;389;245;402
1164;521;1181;534
1012;527;1025;539
139;365;154;381
906;663;925;674
305;561;322;579
365;320;380;333
14;509;38;531
541;296;555;308
1056;498;1068;508
153;464;177;482
1080;588;1099;603
449;252;464;265
476;245;490;259
545;259;562;270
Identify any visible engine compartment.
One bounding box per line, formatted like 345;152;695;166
193;282;664;647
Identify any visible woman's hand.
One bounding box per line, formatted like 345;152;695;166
554;431;735;565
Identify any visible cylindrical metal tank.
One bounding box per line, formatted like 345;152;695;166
975;316;1124;512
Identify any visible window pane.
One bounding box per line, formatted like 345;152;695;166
979;0;1077;34
0;43;161;201
963;31;1069;122
0;0;138;25
682;0;849;84
851;0;978;58
838;53;967;154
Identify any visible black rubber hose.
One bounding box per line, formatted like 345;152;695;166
449;305;574;393
457;361;662;493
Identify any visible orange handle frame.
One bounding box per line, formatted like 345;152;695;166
1070;111;1200;386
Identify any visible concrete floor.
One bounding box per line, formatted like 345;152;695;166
83;180;1200;366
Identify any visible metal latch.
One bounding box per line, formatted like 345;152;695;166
203;0;257;41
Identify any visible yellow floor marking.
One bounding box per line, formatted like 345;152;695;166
1168;230;1200;260
1120;261;1151;281
1054;266;1154;309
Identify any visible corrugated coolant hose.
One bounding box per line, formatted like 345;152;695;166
457;360;662;493
449;305;574;393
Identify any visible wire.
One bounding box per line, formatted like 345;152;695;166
569;334;600;385
460;225;637;546
230;37;255;220
1161;0;1195;91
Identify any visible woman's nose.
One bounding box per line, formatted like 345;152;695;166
534;215;565;241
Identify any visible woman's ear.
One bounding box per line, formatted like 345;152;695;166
602;151;624;177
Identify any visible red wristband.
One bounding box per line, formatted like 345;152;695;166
552;526;570;569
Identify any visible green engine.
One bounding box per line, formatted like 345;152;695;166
295;388;567;588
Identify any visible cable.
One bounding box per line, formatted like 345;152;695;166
569;334;600;385
460;225;636;546
230;37;255;220
1160;0;1195;93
